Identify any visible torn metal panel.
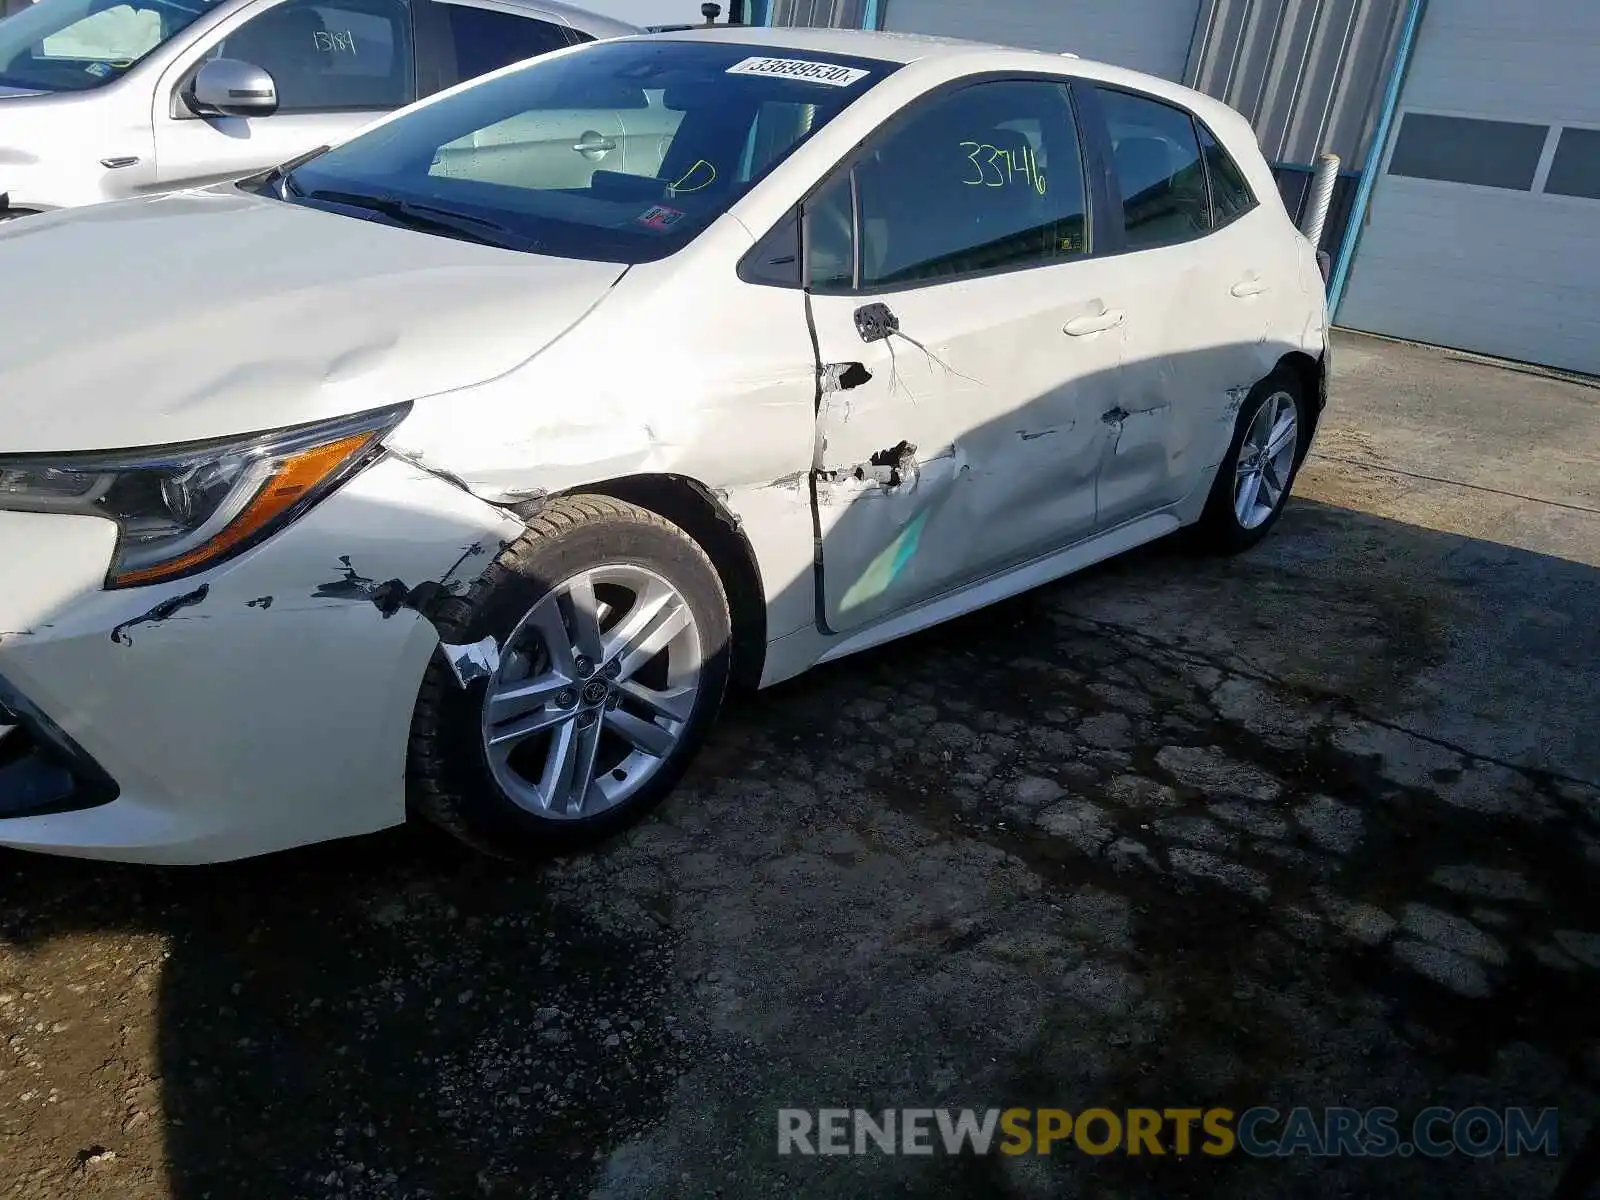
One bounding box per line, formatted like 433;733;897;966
0;456;521;864
439;637;501;687
806;264;1124;634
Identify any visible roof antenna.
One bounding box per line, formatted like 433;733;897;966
700;2;721;23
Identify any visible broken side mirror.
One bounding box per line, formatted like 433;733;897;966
854;302;899;344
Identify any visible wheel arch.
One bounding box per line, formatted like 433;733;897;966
1275;349;1324;465
565;473;769;691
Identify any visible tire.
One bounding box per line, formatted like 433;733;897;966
1190;368;1309;555
407;495;732;860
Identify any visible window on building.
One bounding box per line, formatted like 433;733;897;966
1386;113;1546;190
807;79;1087;290
1197;120;1257;224
433;2;572;87
213;0;413;111
1097;87;1210;250
1544;126;1600;200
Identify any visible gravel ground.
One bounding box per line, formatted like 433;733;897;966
2;333;1597;1199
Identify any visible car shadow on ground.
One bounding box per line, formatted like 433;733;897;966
1;491;1597;1199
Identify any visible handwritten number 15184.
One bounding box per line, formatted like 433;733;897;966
959;141;1047;195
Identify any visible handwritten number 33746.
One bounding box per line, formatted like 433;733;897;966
959;141;1047;195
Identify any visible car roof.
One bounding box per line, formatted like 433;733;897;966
458;0;641;40
625;25;1250;135
633;24;1032;64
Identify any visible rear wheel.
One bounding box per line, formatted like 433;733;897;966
1191;369;1308;554
408;496;731;859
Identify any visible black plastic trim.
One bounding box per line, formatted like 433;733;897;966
0;676;120;819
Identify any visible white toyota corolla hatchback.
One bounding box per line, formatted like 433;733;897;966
0;27;1329;864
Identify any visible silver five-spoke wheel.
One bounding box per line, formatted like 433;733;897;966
480;564;702;820
1234;389;1299;530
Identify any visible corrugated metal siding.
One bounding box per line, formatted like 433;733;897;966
768;0;867;26
1185;0;1407;165
879;0;1204;79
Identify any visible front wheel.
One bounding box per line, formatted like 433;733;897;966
1191;370;1308;554
407;496;732;859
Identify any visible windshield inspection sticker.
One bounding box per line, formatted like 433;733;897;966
636;204;685;231
83;61;113;78
726;56;869;87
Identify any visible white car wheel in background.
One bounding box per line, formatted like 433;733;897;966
408;496;732;858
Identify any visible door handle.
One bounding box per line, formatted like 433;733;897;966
573;134;617;155
1064;309;1126;337
1231;278;1269;298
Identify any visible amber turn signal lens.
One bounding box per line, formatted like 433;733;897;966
110;431;380;587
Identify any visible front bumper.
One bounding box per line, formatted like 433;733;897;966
0;455;525;864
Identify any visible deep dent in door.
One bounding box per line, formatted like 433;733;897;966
808;311;1115;632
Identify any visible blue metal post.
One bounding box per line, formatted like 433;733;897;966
1327;0;1428;315
861;0;882;29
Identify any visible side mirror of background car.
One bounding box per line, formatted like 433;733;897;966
188;58;279;118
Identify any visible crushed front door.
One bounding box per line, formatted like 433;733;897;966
805;261;1127;636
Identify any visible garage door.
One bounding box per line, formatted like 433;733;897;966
1339;0;1600;376
879;0;1202;80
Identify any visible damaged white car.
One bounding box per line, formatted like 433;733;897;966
0;26;1329;864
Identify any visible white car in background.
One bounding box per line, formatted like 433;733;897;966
0;0;635;216
0;27;1329;864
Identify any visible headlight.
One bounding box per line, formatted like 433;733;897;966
0;404;411;588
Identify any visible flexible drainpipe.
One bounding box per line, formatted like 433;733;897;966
1301;151;1342;247
1326;0;1428;316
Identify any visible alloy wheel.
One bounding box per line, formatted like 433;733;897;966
479;564;702;820
1234;390;1299;530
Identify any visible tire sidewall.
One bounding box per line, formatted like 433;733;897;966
1205;370;1308;550
418;512;731;854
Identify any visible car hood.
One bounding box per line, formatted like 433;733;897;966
0;188;628;453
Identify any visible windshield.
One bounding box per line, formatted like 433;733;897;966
0;0;222;92
280;39;899;263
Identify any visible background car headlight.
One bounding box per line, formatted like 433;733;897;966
0;403;411;588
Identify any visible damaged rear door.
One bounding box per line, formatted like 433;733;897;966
802;77;1127;634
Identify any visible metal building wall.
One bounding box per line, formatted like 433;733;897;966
767;0;867;26
1185;0;1407;167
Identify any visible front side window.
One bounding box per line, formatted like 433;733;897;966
431;2;571;89
1097;87;1210;250
810;78;1088;291
282;40;899;262
0;0;224;92
210;0;414;112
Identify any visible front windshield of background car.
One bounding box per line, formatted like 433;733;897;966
0;0;223;92
280;39;901;263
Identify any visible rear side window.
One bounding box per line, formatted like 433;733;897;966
1097;87;1209;250
1198;121;1257;224
434;3;572;87
808;78;1088;291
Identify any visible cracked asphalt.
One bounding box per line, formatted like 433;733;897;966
2;332;1597;1199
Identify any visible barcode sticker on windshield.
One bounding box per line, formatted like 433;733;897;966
726;57;870;87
